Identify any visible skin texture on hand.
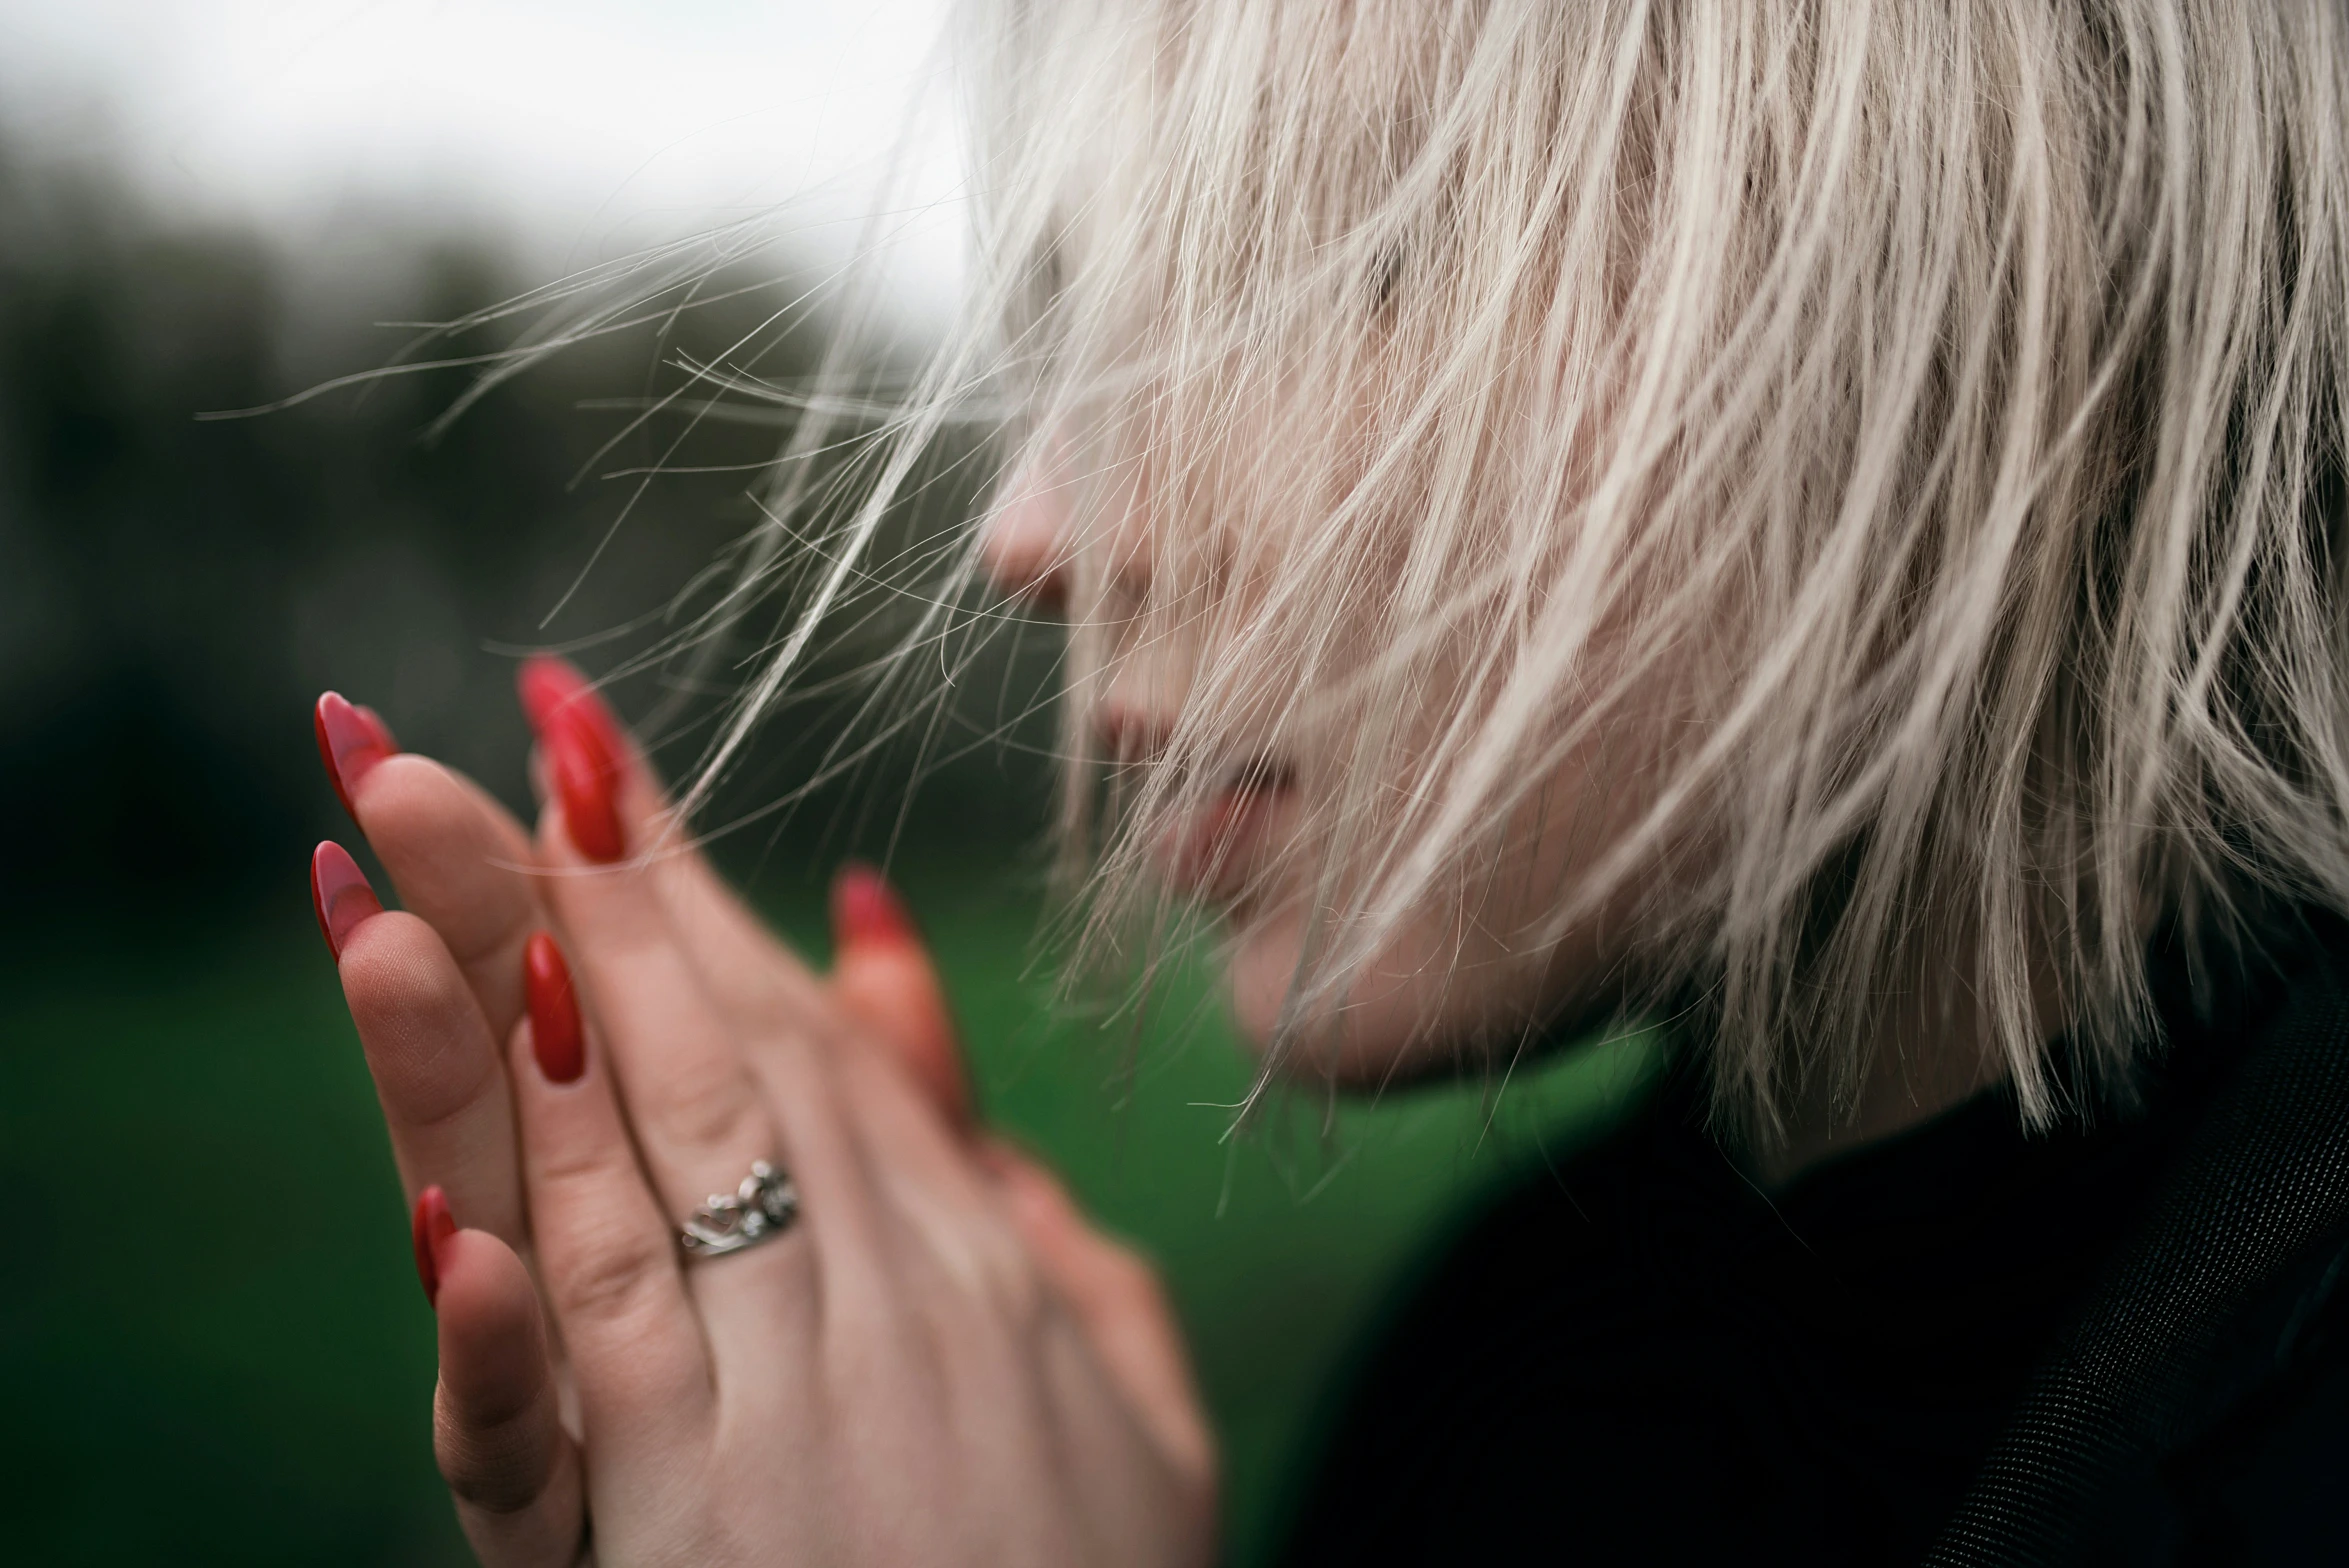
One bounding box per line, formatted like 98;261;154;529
314;659;1215;1566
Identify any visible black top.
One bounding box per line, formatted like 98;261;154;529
1280;923;2349;1565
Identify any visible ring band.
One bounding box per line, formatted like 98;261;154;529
679;1159;800;1258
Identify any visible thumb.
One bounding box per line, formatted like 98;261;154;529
828;862;972;1127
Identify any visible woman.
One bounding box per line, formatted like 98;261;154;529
312;2;2349;1562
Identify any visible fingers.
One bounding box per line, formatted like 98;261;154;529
819;869;1034;1322
819;859;1182;1456
319;693;543;1048
495;670;1211;1540
531;811;786;1235
667;850;835;1039
521;660;888;1361
503;967;713;1456
321;844;526;1246
426;1220;588;1568
518;915;859;1433
829;863;973;1127
518;654;834;1037
318;693;544;1254
824;1033;1032;1323
532;830;877;1361
815;875;1197;1477
981;1142;1217;1488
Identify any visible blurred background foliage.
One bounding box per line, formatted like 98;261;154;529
0;129;1653;1564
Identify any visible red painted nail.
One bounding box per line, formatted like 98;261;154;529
545;711;625;861
411;1186;456;1308
314;692;398;819
517;654;626;766
524;931;586;1084
832;861;917;949
310;842;384;959
519;658;626;861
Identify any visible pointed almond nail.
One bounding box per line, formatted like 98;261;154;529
832;861;917;949
411;1186;456;1308
524;932;586;1083
310;842;384;959
314;693;398;819
545;711;625;862
518;654;625;764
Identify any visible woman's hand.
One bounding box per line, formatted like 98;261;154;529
315;659;856;1263
313;663;1216;1564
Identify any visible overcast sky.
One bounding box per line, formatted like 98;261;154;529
0;0;964;314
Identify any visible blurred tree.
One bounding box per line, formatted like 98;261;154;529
0;136;1050;919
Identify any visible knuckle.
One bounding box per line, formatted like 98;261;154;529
368;764;532;954
361;755;460;853
1106;1248;1172;1311
1097;1235;1157;1288
979;1224;1048;1326
650;1055;764;1154
442;916;527;979
1080;1233;1169;1313
824;1298;916;1399
564;876;666;949
545;1218;672;1327
530;1129;631;1193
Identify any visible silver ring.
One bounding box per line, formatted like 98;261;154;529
679;1159;800;1259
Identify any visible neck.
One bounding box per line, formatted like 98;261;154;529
1749;1029;2009;1189
1744;960;2047;1189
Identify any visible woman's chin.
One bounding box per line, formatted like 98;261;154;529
1223;904;1303;1056
1222;895;1602;1088
1221;903;1457;1087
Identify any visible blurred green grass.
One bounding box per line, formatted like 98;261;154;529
0;872;1657;1565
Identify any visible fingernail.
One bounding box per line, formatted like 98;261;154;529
313;692;398;819
519;659;626;861
832;861;917;948
517;654;625;765
411;1186;456;1308
544;711;625;862
310;842;384;959
524;931;586;1084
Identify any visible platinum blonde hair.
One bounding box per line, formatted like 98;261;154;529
699;0;2349;1136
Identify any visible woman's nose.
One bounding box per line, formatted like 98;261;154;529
979;459;1072;611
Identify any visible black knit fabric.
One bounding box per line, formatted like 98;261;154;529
1278;922;2349;1566
1927;931;2349;1565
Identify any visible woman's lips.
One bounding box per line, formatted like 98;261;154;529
1096;706;1297;898
1156;758;1296;899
